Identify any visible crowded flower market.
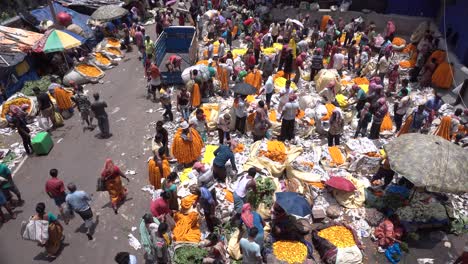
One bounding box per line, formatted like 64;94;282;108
0;0;467;263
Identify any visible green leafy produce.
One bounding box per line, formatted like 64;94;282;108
246;177;276;209
174;246;208;264
22;76;52;96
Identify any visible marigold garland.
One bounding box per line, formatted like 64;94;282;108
171;128;203;164
434;115;452;141
76;64;102;77
259;140;287;163
328;146;345;165
380;112;393;132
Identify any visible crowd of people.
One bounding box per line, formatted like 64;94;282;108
1;0;468;263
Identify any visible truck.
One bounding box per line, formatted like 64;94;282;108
154;26;198;85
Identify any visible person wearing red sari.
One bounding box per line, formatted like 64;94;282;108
101;159;130;214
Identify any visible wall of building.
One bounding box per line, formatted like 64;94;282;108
439;0;468;66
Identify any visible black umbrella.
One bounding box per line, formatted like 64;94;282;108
231;83;257;95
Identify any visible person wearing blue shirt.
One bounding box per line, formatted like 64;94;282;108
65;183;95;240
212;143;237;182
425;94;443;125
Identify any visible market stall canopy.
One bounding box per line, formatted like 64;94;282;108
275;192;312;217
384;133;468;193
0;26;44;53
91;5;128;21
56;0;124;9
33;29;85;53
232;83;257;95
23;2;93;37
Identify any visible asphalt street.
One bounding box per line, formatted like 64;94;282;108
0;36;162;263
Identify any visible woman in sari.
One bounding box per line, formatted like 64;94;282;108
32;203;63;258
52;86;74;115
240;203;265;249
101;159;130;214
162;172;179;211
148;147;171;189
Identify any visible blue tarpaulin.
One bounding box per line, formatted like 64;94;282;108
30;2;92;36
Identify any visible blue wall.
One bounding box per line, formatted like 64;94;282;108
385;0;439;17
439;0;468;66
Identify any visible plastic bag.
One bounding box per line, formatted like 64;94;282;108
54;112;64;126
38;117;52;130
21;219;49;244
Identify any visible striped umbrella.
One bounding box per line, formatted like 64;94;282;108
33;29;84;53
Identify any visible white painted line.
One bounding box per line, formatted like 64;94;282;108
11;155;28;178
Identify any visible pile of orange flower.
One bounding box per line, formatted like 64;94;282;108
259;140;287;163
76;64;102;78
300;161;314;168
321;103;336;121
392;37;406;46
106;38;120;47
318;226;356;248
273;241;307;263
106;47;122;56
352;77;369;85
328;146;345;165
296;109;305;119
95;52;111;65
233;143;245;153
399;60;415;68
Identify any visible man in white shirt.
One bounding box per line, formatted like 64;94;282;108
332;49;345;76
278;80;294;113
376;54;390;82
235;95;248;134
218;38;226;58
394;88;411;132
278;93;299;141
239;228;262;264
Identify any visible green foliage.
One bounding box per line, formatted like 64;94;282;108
214;220;236;241
22;76;51;96
174;246;208;264
246;177;276;209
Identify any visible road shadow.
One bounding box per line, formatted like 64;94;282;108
32;242;70;262
101;197;133;210
74;215;99;237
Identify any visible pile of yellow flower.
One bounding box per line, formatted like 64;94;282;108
259;140;287;163
200;104;219;121
1;97;31;118
76;64;102;78
273;241;307;264
318;226;356;248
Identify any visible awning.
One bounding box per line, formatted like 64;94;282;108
0;26;44;53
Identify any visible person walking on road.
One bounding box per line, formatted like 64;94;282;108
71;83;95;131
0;163;23;206
0;190;15;222
32;202;64;259
45;169;69;224
101;159;130;214
6;105;33;154
34;87;58;128
91;92;112;139
65;183;95;240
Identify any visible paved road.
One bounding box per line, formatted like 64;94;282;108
0;38;162;263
